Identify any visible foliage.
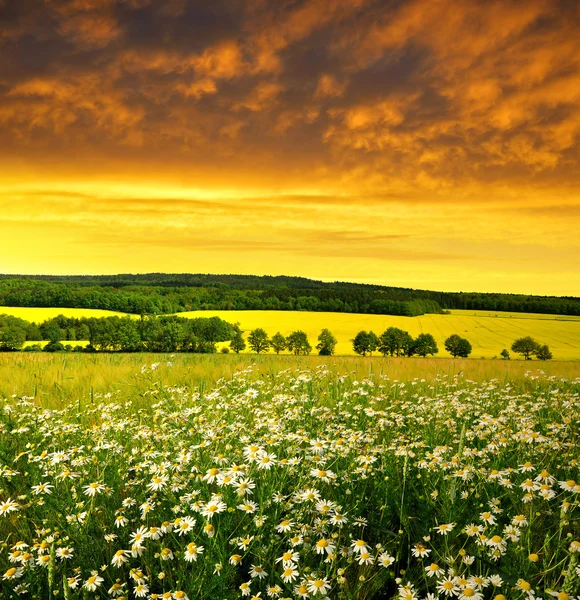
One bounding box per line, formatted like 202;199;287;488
511;336;541;360
536;344;553;360
412;333;439;357
500;349;511;360
1;274;578;317
247;328;270;354
378;327;414;357
316;329;337;356
229;329;246;354
352;331;376;356
444;334;472;358
270;332;287;355
286;330;312;355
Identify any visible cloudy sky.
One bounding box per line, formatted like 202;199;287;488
1;0;579;294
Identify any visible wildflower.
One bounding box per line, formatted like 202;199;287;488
425;563;444;577
276;519;294;533
307;577;331;596
315;538;336;555
184;542;204;562
111;549;130;567
0;498;20;515
281;564;299;582
412;543;431;557
240;581;252;596
3;567;23;580
351;539;369;554
434;523;456;535
36;554;51;567
235;478;256;496
134;583;149;597
310;468;336;482
357;551;374;565
436;577;459;596
480;511;496;524
31;482;54;495
160;547;174;561
175;516;196;535
56;547;74;560
83;572;105;591
250;564;268;579
202;499;227;519
294;582;310;598
230;554;243;565
129;527;148;548
378;552;395;567
83;482;105;497
257;452;277;470
114;515;129;528
276;550;300;566
237;500;258;513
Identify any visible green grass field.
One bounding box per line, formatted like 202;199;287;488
2;306;580;359
0;352;578;410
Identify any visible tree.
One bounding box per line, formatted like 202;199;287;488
352;331;371;356
535;344;553;360
378;327;413;357
413;333;438;357
0;325;27;351
444;334;472;358
286;330;312;355
500;349;510;360
229;330;246;354
248;328;270;354
511;336;540;360
316;329;337;356
367;331;379;356
270;332;287;354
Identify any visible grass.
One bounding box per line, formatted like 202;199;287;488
2;306;580;360
0;362;578;598
0;353;578;410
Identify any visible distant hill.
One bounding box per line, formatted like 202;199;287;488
0;273;578;317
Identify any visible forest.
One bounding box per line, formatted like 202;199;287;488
0;274;578;316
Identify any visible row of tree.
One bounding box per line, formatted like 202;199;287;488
229;328;337;356
0;314;236;353
0;314;555;359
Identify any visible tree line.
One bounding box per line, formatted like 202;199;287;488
0;313;555;359
0;274;578;317
0;314;235;353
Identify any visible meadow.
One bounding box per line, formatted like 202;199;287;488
2;307;580;360
0;352;579;410
0;359;578;599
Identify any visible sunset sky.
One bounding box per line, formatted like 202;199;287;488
1;0;579;295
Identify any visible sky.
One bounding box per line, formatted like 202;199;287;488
0;0;579;295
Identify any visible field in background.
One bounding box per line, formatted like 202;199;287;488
2;306;580;359
180;309;580;359
0;352;578;409
0;306;129;320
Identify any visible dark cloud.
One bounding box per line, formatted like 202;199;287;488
0;0;579;196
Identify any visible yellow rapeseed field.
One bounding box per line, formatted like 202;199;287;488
2;306;580;359
178;309;580;360
0;306;131;321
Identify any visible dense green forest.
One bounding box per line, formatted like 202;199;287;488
0;313;235;353
0;274;578;316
